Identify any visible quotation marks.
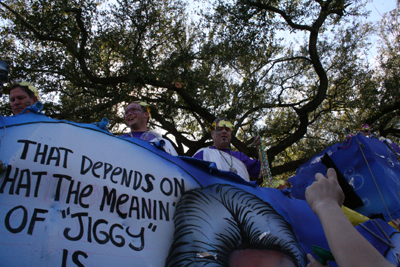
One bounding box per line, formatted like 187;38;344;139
61;207;71;219
148;223;157;232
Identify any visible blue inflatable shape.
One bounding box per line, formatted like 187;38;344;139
289;134;400;221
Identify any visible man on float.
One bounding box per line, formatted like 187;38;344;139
359;124;373;138
8;82;40;115
192;117;261;182
119;101;178;155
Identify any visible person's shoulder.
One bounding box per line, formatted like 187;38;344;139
193;147;209;159
196;146;213;152
231;150;246;157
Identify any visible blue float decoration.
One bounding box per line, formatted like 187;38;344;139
0;112;399;266
289;134;400;222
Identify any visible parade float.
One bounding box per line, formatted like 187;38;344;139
1;104;400;267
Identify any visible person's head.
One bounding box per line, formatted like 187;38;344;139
124;101;151;132
211;117;234;149
9;82;40;115
360;124;371;138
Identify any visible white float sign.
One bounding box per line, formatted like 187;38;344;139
0;121;195;266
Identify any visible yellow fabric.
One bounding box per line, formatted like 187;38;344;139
342;206;399;230
342;206;369;226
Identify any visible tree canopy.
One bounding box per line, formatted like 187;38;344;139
1;0;399;178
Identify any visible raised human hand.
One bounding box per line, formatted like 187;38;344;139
305;168;345;215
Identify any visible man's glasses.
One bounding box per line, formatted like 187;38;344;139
215;126;231;132
125;107;143;116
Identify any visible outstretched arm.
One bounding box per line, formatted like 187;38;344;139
305;168;395;267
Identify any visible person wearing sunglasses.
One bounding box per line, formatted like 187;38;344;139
193;118;261;182
120;101;177;156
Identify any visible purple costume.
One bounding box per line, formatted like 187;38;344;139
119;131;178;156
120;131;157;141
193;146;261;178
